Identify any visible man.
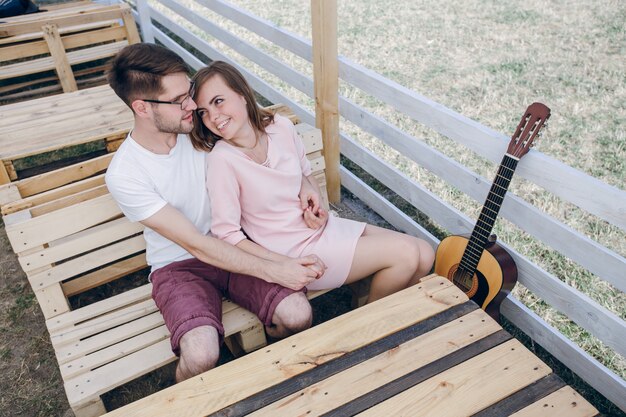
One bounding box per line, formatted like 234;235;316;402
105;43;325;382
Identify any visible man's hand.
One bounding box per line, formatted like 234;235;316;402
266;254;327;290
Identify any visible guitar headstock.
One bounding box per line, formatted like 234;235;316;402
507;102;551;158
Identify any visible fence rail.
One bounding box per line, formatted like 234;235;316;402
130;0;625;411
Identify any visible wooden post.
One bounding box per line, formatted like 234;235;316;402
136;0;155;43
42;24;78;93
311;0;340;203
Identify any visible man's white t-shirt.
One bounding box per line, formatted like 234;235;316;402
105;133;211;272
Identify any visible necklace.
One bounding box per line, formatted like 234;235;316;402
228;133;267;164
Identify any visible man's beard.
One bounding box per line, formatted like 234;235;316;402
153;110;193;134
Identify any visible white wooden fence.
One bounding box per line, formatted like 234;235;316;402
128;0;625;410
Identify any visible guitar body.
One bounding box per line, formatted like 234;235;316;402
435;235;518;320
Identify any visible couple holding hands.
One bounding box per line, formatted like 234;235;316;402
105;43;434;381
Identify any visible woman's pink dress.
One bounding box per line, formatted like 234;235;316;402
206;114;365;290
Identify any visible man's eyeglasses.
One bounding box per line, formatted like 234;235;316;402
142;81;195;110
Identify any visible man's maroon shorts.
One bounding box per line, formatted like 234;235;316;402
150;258;301;355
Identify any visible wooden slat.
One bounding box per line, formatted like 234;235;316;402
42;24;78;92
2;175;107;215
61;325;170;379
29;235;145;289
61;253;147;297
56;312;165;367
237;308;501;416
501;296;626;412
0;5;132;38
510;386;599;417
19;217;141;272
47;284;152;334
356;339;551;417
0;40;127;80
30;184;109;217
101;276;468;417
472;374;566;417
51;298;158;347
33;282;71;318
66;338;176;408
12;153;114;198
6;194;121;251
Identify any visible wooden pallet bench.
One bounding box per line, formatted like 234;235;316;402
0;2;140;102
0;107;329;417
103;274;599;417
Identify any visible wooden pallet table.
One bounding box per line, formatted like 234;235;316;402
102;275;598;417
0;84;133;184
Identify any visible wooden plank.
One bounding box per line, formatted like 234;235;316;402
29;235;145;289
320;332;513;417
18;217;141;272
501;296;626;413
296;122;323;153
201;0;312;61
5;194;122;251
339;99;626;293
236;310;500;416
510;386;599;417
2;175;106;216
33;283;71;318
0;40;127;80
0;5;130;38
102;276;468;417
65;338;176;409
61;253;147;297
56;313;165;368
0;19;117;46
47;284;153;334
356;339;552;417
51;298;158;347
120;4;141;44
472;374;566;417
0;162;11;185
12;154;113;198
29;184;109;217
311;0;339;203
0;183;21;206
61;325;170;379
42;23;78;92
341;134;626;358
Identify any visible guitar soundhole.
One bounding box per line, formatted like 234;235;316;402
448;264;478;298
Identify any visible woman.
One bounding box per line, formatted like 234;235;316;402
190;61;434;303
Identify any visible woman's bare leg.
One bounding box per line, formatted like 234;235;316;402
345;225;434;303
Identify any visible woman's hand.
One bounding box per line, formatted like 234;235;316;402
299;175;328;229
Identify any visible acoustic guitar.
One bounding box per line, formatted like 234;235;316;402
434;102;551;320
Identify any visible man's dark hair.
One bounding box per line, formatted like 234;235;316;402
107;43;190;109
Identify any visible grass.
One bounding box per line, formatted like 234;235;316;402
162;0;626;387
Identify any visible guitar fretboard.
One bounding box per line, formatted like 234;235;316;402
458;154;519;276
